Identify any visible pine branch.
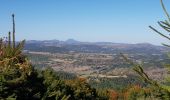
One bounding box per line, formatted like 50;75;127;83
0;53;21;65
158;21;170;32
162;43;170;47
160;0;170;21
121;53;160;87
149;26;170;40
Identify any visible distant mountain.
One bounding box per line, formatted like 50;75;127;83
65;39;81;44
24;39;170;54
26;39;157;46
26;39;80;45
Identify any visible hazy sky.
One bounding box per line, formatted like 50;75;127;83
0;0;170;45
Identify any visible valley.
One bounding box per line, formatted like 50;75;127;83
24;40;170;82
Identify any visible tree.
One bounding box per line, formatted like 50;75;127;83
124;0;170;99
0;14;47;100
0;14;100;100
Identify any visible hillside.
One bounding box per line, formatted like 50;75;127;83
25;39;169;54
24;40;170;82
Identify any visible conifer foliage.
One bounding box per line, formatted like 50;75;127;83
0;14;44;100
0;14;98;100
126;0;170;99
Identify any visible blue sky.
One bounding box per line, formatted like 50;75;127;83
0;0;170;45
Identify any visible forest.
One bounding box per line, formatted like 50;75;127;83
1;0;170;100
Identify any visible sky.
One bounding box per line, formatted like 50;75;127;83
0;0;170;45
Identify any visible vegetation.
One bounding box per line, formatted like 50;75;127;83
123;0;170;99
0;14;153;100
0;14;100;100
2;0;170;100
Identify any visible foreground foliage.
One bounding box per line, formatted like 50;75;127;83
124;0;170;99
2;0;170;99
0;14;100;100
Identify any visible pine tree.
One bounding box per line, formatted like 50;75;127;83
0;14;99;100
0;14;69;100
124;0;170;99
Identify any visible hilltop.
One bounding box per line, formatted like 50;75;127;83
24;39;169;54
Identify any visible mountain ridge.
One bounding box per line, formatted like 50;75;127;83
26;39;162;46
24;39;170;54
